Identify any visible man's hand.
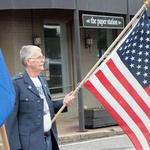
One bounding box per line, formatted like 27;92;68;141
63;91;75;106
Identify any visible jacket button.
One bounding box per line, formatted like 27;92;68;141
36;122;40;126
37;115;41;118
37;100;40;103
37;107;41;111
25;98;29;101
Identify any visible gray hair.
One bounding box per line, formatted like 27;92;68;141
20;45;41;67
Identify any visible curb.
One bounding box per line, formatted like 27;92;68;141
58;126;124;145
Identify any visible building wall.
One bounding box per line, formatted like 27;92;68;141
1;0;150;16
128;0;149;15
0;4;145;120
79;0;127;14
0;9;128;120
11;11;45;75
0;11;15;76
0;10;44;76
0;0;75;9
0;10;77;119
5;10;102;119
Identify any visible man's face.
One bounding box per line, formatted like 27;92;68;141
27;50;45;74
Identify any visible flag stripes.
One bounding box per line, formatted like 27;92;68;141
107;57;150;121
84;80;145;149
111;54;150;109
84;53;150;149
96;70;150;147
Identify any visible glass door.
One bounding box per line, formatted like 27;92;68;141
44;24;69;94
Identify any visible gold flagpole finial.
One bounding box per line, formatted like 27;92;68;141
145;0;150;6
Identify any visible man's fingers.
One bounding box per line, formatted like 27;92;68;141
63;92;75;106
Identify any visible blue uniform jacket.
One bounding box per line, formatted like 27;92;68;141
5;71;67;150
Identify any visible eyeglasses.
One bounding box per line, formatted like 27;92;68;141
29;56;45;60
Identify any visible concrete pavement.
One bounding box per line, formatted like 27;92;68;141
59;134;135;150
57;117;124;145
0;117;125;149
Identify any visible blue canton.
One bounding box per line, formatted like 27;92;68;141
117;10;150;89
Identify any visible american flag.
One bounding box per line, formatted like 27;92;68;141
84;10;150;150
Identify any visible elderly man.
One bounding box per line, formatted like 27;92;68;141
6;45;74;150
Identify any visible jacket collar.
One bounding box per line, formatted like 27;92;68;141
22;71;50;98
22;71;41;97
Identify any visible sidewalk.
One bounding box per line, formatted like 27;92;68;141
0;117;124;150
57;117;124;145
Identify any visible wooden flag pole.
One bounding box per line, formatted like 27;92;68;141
52;0;150;123
0;125;10;150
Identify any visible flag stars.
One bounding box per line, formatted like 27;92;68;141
147;23;150;28
145;52;149;56
136;72;141;76
137;58;142;62
140;30;144;34
130;64;134;68
130;56;135;61
126;39;129;43
145;45;149;49
142;15;144;19
137;65;141;69
139;44;143;49
140;29;144;34
134;36;137;40
143;80;147;84
128;44;131;48
138;51;142;55
143;73;148;77
140;37;144;41
133;43;136;47
122;52;125;55
131;49;136;54
146;37;150;42
142;15;145;19
124;46;128;49
144;59;149;63
119;47;123;51
146;30;150;35
125;56;129;60
126;50;130;54
117;12;150;88
141;22;144;27
132;31;135;35
144;66;148;70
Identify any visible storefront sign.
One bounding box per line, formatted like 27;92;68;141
82;14;124;29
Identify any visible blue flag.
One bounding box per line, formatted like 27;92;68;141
0;49;15;127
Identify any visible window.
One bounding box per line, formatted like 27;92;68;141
44;24;70;94
97;29;118;58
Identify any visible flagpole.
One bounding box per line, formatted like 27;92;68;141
0;125;10;150
51;0;150;124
